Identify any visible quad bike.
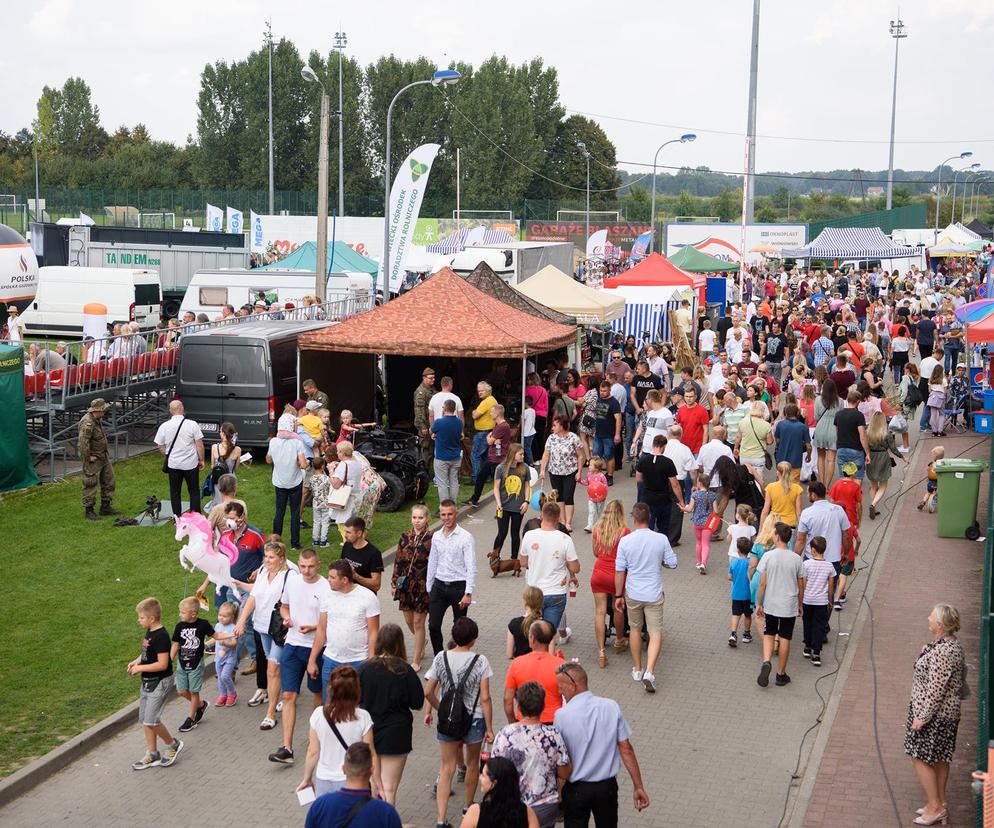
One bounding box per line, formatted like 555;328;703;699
352;426;430;512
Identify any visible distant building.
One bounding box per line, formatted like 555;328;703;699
867;186;884;197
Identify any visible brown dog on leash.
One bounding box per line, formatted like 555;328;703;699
489;547;521;577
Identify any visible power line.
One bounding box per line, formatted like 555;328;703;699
566;108;994;146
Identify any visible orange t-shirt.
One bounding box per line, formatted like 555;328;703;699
504;650;565;723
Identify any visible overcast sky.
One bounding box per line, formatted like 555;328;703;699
4;0;992;182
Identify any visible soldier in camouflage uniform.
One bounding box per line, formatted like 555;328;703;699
413;366;436;471
78;398;120;521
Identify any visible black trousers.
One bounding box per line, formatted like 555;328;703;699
647;500;671;537
253;629;268;690
803;604;830;653
493;509;524;558
428;580;468;655
472;459;497;503
273;483;302;547
167;466;200;517
563;778;619;828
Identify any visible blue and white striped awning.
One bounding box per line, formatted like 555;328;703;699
610;296;696;344
426;228;515;255
781;227;917;260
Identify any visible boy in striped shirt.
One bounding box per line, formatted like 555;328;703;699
801;536;836;667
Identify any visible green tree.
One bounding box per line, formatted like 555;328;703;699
193;59;245;187
624;186;650;220
539;115;619;209
710;188;741;222
771;185;790;209
33;77;106;159
674;189;698;218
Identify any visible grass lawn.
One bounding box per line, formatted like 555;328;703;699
0;452;478;778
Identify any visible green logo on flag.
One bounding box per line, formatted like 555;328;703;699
409;159;429;182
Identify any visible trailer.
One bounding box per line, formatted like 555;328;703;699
29;222;249;318
448;241;575;284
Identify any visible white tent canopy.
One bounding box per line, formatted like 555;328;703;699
516;265;624;325
936;222;980;245
781;226;917;259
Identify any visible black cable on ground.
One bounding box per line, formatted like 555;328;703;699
776;432;988;827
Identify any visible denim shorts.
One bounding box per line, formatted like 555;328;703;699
138;675;175;726
835;447;865;480
321;656;365;700
437;716;485;744
541;593;568;630
175;662;205;693
591;436;615;460
257;631;284;663
280;643;323;696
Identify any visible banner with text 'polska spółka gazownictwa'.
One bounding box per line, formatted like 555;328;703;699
383;143;440;293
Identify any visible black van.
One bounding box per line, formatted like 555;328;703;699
177;320;332;447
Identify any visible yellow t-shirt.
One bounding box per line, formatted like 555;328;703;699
473;395;498;431
298;413;323;440
765;481;803;526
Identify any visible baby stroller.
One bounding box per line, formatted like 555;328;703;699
943;390;969;434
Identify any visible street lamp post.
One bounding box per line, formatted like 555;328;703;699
935;151;973;236
334;31;347;219
265;21;274;215
576;141;591;250
971;176;990;222
961;169;982;222
301;66;331;300
951;162;981;226
885;17;907;211
381;69;461;303
649;133;696;254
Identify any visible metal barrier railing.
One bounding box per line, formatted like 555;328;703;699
11;291;373;410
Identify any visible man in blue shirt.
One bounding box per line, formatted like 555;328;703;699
430;399;463;504
773;403;811;482
555;662;649;828
304;742;400;828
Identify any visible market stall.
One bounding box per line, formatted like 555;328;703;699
602;252;706;307
258;240;378;274
600;284;691;345
515;265;625;325
781;226;918;261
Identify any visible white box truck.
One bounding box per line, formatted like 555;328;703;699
448;241;574;284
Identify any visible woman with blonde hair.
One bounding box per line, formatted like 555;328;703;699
589;499;631;667
506;586;545;660
865;411;906;519
906;604;966;826
760;461;803;531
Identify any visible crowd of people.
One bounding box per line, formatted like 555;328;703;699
119;253;988;828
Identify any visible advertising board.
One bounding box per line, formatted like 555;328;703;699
525;221;651;252
664;222;807;263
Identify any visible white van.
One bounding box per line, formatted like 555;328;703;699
20;266;162;337
178;269;374;318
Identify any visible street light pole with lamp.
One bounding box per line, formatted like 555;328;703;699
970;175;990;222
649;133;696;254
961;169;982;222
885;16;907;211
333;31;347;219
301;65;331;300
380;69;461;304
951;162;981;226
935;151;972;236
576;141;591;250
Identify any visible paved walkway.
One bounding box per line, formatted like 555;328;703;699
799;431;986;828
0;432;975;827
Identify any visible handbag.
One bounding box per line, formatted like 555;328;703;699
703;511;722;533
162;416;187;473
748;416;774;470
267;569;291;647
327;461;354;509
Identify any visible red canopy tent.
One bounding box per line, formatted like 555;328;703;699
602;252;706;305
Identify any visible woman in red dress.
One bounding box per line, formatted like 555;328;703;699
590;499;630;669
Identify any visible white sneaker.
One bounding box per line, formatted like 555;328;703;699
631;667;644;681
642;672;657;693
898;446;910;453
276;700;284;713
558;627;572;646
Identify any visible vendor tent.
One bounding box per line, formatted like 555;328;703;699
955;221;981;240
781;227;917;259
934;222;980;245
515;266;625;325
426;226;515;255
668;245;736;274
929;241;978;258
299;267;575;358
966;219;992;239
463;263;575;325
601;285;693;344
602;252;706;291
260;241;378;274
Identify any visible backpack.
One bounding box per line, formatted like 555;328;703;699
904;380;923;408
436;652;480;739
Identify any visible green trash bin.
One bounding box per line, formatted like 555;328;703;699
934;458;988;539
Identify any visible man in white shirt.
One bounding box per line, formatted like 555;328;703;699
918;347;943;431
615;502;678;693
427;375;465;424
270;548;333;765
154;400;205;517
638;390;674;456
5;305;24;342
664;424;696;546
698;426;734;488
308;558;380;688
726;327;745;364
266;414;308;549
521;500;580;648
698;319;717;356
426;500;476;655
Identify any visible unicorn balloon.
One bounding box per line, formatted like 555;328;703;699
175;511;239;594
